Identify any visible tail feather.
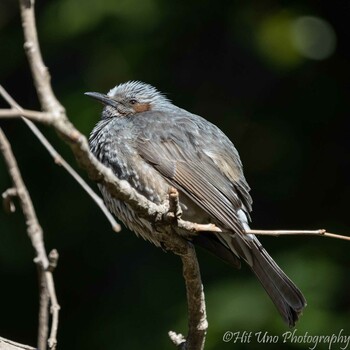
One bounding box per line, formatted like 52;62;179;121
250;238;307;327
193;232;307;327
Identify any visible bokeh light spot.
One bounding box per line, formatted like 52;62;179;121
291;16;337;60
256;11;303;69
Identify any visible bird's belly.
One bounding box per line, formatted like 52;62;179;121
99;184;161;246
98;182;213;246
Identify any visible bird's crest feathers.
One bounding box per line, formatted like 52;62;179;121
108;81;171;108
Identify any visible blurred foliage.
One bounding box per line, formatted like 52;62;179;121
0;0;349;349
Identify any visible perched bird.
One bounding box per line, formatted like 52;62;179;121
87;81;306;327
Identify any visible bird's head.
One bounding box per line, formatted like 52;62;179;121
85;81;172;118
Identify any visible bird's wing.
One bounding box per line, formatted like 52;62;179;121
135;110;252;243
135;111;307;326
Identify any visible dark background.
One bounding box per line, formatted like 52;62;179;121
1;0;349;349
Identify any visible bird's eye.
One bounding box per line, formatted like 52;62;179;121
129;99;137;105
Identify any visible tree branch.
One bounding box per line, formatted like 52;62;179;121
46;250;60;349
0;108;54;123
37;266;49;350
37;249;59;350
0;128;49;269
19;0;64;115
246;229;350;241
179;246;207;350
157;231;208;350
0;337;36;350
0;128;59;350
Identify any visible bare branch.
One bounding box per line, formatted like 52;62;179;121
37;250;59;350
0;128;59;349
178;221;222;234
153;196;207;350
0;337;35;350
179;245;207;350
19;0;64;115
247;229;350;241
174;224;350;242
37;267;49;350
46;250;60;349
171;223;350;242
159;237;208;350
0;128;49;269
0;108;54;123
160;239;207;350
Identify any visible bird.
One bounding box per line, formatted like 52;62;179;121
86;81;306;327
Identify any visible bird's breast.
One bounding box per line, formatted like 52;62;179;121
89;118;215;243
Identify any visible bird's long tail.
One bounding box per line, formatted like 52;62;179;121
249;238;306;327
192;231;306;326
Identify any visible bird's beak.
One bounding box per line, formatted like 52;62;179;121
84;92;119;108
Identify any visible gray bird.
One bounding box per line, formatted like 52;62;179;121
87;81;306;327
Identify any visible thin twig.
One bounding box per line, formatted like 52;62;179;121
0;108;54;123
0;128;49;268
0;128;59;350
37;250;59;350
178;221;222;234
174;223;350;242
46;250;60;350
0;86;121;232
0;337;36;350
246;229;350;241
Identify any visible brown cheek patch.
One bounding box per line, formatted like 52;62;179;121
134;103;151;113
